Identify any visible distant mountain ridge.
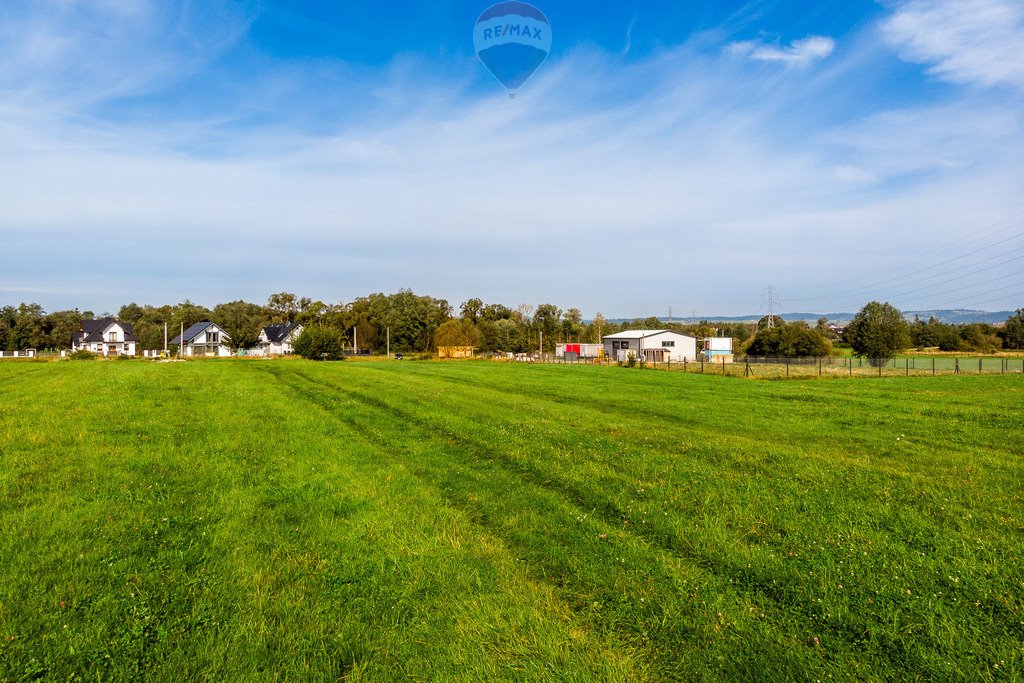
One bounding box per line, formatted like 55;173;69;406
607;309;1015;325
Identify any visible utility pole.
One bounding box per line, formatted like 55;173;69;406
353;326;358;355
539;330;543;358
386;327;390;358
179;322;183;357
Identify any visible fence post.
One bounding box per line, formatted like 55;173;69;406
745;358;750;377
932;357;935;376
683;358;687;373
722;356;726;374
701;358;704;373
849;357;852;377
906;358;909;376
818;358;822;377
878;361;882;377
786;358;790;378
955;358;960;375
978;357;982;374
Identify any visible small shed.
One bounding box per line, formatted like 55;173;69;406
703;337;734;363
438;346;475;359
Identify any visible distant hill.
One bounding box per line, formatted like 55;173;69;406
607;309;1015;325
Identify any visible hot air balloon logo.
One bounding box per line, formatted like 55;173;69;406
474;2;551;98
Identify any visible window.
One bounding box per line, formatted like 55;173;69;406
108;331;117;342
209;331;219;344
123;343;129;352
662;341;675;347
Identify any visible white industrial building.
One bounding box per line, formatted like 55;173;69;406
602;330;697;363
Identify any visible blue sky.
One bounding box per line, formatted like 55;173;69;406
1;0;1021;318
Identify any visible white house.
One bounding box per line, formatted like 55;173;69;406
170;321;232;357
71;318;138;356
255;322;303;356
602;330;697;363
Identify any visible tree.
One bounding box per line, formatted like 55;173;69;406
745;326;832;357
1002;309;1024;349
459;298;483;323
589;312;607;343
846;301;911;362
293;326;345;360
434;319;481;349
756;315;786;330
533;303;562;351
267;292;299;323
213;300;266;351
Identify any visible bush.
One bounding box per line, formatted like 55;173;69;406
293;327;346;361
68;350;96;361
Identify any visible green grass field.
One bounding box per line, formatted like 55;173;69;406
1;359;1022;681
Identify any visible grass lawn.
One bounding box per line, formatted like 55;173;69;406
0;359;1022;681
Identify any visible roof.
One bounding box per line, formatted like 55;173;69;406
603;329;674;339
71;318;139;344
261;322;301;343
170;321;230;345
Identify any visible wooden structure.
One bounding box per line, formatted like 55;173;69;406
437;346;476;359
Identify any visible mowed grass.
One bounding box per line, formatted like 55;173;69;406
0;360;1021;681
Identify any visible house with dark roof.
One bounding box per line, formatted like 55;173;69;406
71;318;139;356
255;322;303;356
170;321;232;357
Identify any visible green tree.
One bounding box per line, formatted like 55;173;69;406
434;319;481;349
1002;309;1024;349
533;303;562;351
293;326;345;360
213;300;266;351
756;315;786;331
45;309;86;350
459;298;484;323
588;312;607;343
846;301;911;362
267;292;299;323
745;326;832;357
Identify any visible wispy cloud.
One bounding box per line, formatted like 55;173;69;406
728;35;835;66
881;0;1024;90
0;4;1020;315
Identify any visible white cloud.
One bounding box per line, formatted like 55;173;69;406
728;35;835;66
0;7;1020;315
882;0;1024;90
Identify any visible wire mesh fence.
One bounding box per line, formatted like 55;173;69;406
521;353;1024;379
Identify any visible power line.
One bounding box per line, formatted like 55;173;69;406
787;248;1024;305
784;211;1024;294
786;233;1024;304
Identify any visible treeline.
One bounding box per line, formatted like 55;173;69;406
0;291;754;354
2;292;1021;354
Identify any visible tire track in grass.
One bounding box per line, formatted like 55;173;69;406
278;362;1021;679
251;363;653;680
262;363;883;680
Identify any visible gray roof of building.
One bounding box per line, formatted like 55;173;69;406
262;322;301;343
170;321;229;345
71;318;139;344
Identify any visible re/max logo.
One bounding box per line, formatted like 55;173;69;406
482;24;543;41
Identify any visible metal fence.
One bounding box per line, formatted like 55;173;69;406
516;353;1024;378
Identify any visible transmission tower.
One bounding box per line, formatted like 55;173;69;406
761;286;781;328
